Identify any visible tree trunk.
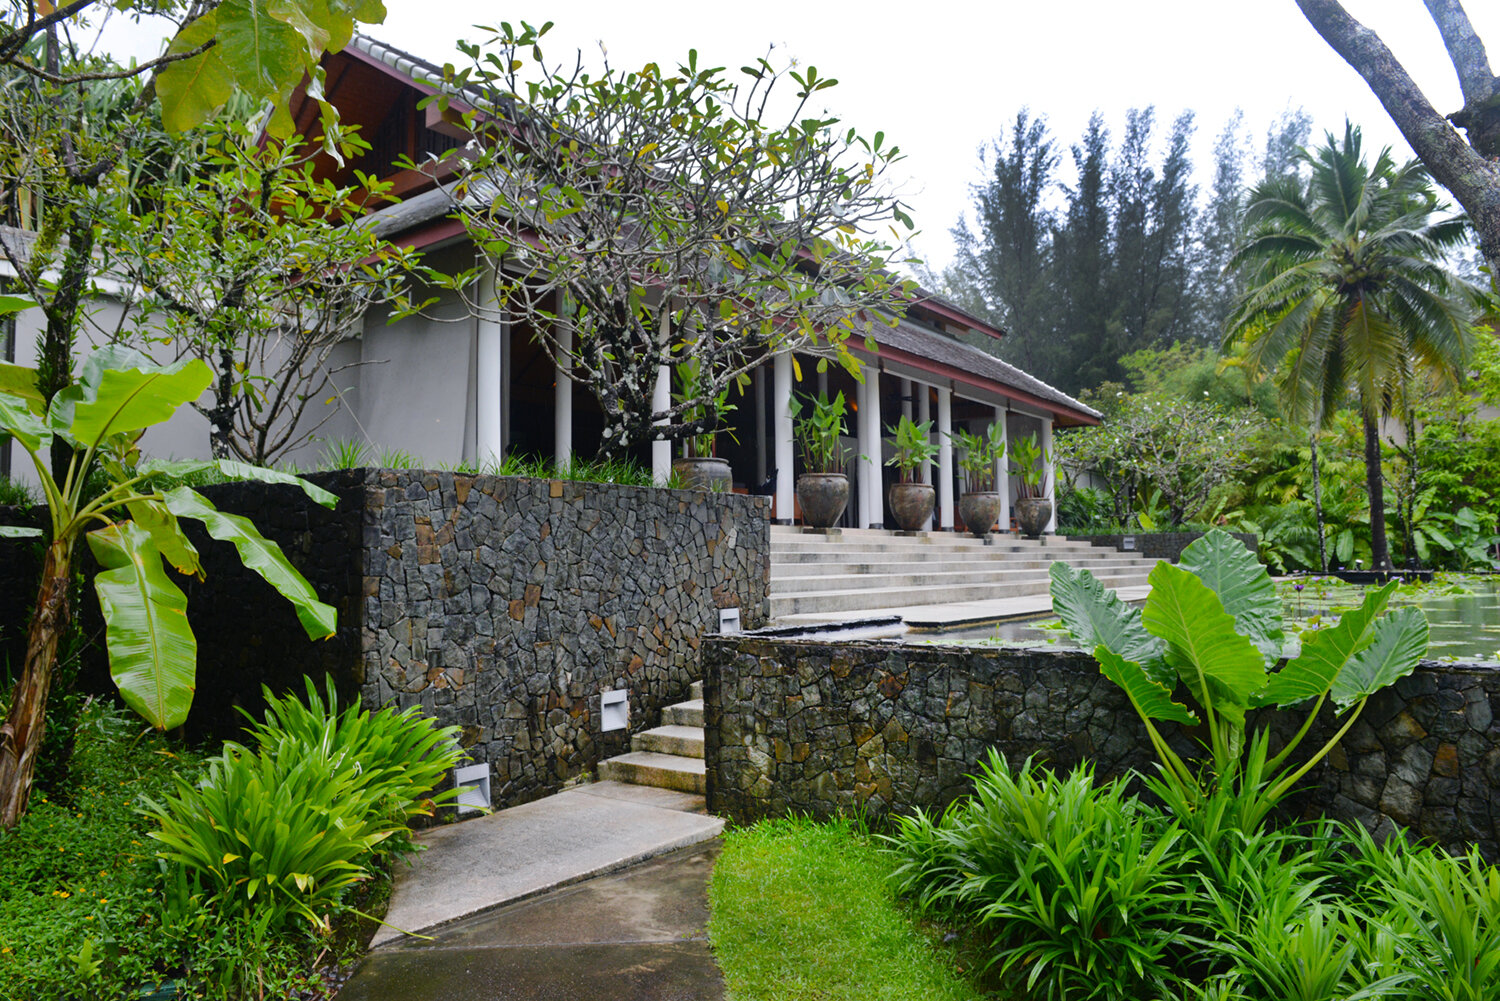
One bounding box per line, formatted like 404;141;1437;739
0;539;73;828
1310;428;1328;573
1362;411;1393;571
1295;0;1500;276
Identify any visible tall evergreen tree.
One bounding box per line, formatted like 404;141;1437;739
947;109;1058;373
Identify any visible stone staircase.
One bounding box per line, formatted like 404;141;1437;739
598;681;706;795
770;525;1158;620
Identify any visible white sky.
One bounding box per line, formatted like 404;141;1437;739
95;1;1500;273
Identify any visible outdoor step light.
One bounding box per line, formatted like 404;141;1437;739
453;762;491;815
1122;535;1136;551
719;607;742;633
601;688;628;732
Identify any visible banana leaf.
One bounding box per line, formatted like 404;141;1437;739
88;521;198;731
49;347;212;447
162;487;336;640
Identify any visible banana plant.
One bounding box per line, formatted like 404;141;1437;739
1050;529;1429;830
0;344;337;828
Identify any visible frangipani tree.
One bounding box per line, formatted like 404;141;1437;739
1050;529;1429;830
420;21;916;458
0;337;336;827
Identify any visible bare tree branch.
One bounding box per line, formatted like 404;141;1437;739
1296;0;1500;272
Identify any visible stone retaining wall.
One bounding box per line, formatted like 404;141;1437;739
1070;531;1257;563
704;636;1500;858
2;471;769;810
363;471;769;806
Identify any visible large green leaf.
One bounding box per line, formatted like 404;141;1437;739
0;294;36;316
1178;528;1284;665
0;393;47;453
215;461;338;508
1144;561;1266;722
1259;582;1394;708
1096;645;1199;726
156;10;236;134
156;0;386;134
162;487;336;640
0;361;42;404
1049;562;1169;683
125;499;203;579
141;459;339;509
1330;606;1429;711
50;348;212;449
0;526;43;538
88;521;198;731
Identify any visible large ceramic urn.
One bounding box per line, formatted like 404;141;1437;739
959;491;1003;537
672;456;732;492
887;481;935;532
796;472;849;529
1016;496;1052;539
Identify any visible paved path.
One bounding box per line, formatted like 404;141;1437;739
372;781;723;947
340;841;724;1001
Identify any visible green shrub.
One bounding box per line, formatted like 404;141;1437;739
887;752;1193;1001
143;679;464;993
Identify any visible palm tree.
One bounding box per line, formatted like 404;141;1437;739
1225;123;1479;571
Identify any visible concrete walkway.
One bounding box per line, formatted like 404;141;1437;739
372;780;723;947
775;583;1152;630
340;841;724;1001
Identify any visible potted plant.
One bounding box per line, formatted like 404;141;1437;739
884;414;939;531
952;422;1006;537
791;390;851;529
671;359;734;491
1011;431;1051;538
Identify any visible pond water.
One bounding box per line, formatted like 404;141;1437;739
914;574;1500;662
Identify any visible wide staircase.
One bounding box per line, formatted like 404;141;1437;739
769;525;1158;621
598;681;706;795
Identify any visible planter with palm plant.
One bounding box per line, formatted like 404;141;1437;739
1011;431;1051;537
951;423;1006;536
791;390;850;529
884;415;938;531
671;359;734;491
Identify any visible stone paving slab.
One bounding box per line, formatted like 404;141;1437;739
773;583;1152;630
343;842;724;1001
373;782;723;947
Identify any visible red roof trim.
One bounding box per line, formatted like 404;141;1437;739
862;341;1099;426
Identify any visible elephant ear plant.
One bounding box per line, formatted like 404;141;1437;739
0;344;337;827
1049;528;1429;830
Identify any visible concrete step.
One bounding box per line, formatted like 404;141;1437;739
769;531;1103;553
597;751;706;795
769;557;1154;582
662;699;704;728
632;724;705;759
768;570;1155;617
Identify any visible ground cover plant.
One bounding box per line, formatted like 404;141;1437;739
708;815;982;1001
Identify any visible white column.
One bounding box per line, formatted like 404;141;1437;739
854;377;868;524
995;404;1010;534
917;385;932;530
754;364;767;485
652;363;671;485
863;368;883;528
817;367;828;398
554;316;573;471
476;264;505;469
937;387;954;530
773;352;794;523
1042;418;1057;533
900;377;912;422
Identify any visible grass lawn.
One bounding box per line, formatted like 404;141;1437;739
707;816;983;1001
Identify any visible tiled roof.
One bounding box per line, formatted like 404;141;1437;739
874;318;1101;422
